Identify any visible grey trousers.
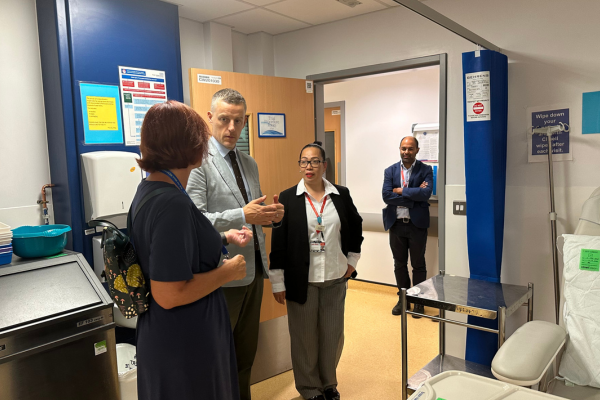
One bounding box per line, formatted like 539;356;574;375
222;251;264;400
287;277;347;399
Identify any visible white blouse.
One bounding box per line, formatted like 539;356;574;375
269;178;360;293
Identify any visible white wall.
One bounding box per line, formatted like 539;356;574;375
232;31;249;74
274;0;600;349
0;0;51;228
203;21;233;72
179;17;205;106
324;67;440;285
179;22;272;100
248;32;275;76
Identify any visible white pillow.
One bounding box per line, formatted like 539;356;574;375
559;234;600;388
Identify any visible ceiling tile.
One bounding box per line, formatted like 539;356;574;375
215;8;311;35
175;0;255;22
267;0;386;26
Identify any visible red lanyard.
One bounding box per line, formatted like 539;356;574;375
401;167;408;188
305;193;327;222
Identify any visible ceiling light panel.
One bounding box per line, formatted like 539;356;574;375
337;0;362;7
241;0;284;6
215;8;311;35
267;0;386;26
376;0;401;6
176;0;254;22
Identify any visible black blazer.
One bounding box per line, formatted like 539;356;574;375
269;183;363;304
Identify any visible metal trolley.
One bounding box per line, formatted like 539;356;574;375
401;271;534;400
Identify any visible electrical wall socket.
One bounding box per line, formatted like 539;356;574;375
453;201;467;215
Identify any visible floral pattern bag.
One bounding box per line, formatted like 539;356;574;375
89;187;176;318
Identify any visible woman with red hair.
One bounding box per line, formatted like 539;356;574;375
132;100;250;400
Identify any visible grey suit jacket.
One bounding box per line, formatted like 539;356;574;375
187;140;269;287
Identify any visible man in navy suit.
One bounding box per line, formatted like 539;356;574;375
382;136;433;317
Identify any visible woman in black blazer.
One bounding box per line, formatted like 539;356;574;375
269;142;363;400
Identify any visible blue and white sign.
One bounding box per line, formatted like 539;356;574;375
118;66;167;146
258;113;286;138
528;106;572;162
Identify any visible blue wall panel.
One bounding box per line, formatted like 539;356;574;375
38;0;182;263
462;50;508;366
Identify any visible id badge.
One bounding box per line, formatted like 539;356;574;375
310;240;325;253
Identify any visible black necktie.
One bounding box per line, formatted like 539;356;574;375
228;151;259;251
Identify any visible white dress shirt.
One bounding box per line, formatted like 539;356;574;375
269;178;361;293
396;162;414;219
211;136;251;222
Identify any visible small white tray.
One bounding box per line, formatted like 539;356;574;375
409;371;564;400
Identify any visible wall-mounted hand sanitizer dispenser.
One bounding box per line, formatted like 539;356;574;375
81;151;143;222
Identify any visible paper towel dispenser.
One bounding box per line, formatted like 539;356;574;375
81;151;143;222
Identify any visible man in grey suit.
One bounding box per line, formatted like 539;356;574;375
187;88;284;400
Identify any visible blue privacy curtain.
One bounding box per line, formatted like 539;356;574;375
462;50;508;366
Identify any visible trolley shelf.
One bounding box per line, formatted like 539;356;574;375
407;274;532;319
400;272;534;399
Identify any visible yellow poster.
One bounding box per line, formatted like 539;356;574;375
86;96;118;131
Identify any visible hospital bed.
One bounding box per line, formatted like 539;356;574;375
408;188;600;400
491;187;600;399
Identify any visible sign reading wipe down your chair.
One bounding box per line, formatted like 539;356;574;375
527;106;572;163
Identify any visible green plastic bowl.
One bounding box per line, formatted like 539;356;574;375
12;225;71;258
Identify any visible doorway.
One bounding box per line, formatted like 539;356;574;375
324;101;345;185
308;54;447;284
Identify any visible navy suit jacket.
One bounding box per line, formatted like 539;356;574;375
382;160;434;231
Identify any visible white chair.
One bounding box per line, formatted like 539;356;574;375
491;188;600;400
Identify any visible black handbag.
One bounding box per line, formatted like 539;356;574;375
89;187;176;318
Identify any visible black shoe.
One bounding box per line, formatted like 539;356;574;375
392;300;411;315
324;388;340;400
307;396;325;400
412;304;424;319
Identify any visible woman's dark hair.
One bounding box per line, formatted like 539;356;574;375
299;141;326;160
137;100;209;173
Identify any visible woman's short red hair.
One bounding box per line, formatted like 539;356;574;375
137;100;209;173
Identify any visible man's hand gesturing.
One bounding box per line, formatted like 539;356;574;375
243;195;277;225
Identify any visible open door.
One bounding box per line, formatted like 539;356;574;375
324;104;343;184
189;68;314;383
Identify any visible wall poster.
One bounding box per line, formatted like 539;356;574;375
79;82;123;144
465;71;491;122
118;66;167;146
258;113;286;138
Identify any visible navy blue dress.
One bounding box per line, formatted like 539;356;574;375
131;181;239;400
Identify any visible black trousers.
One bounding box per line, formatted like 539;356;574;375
222;251;264;400
389;219;428;294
